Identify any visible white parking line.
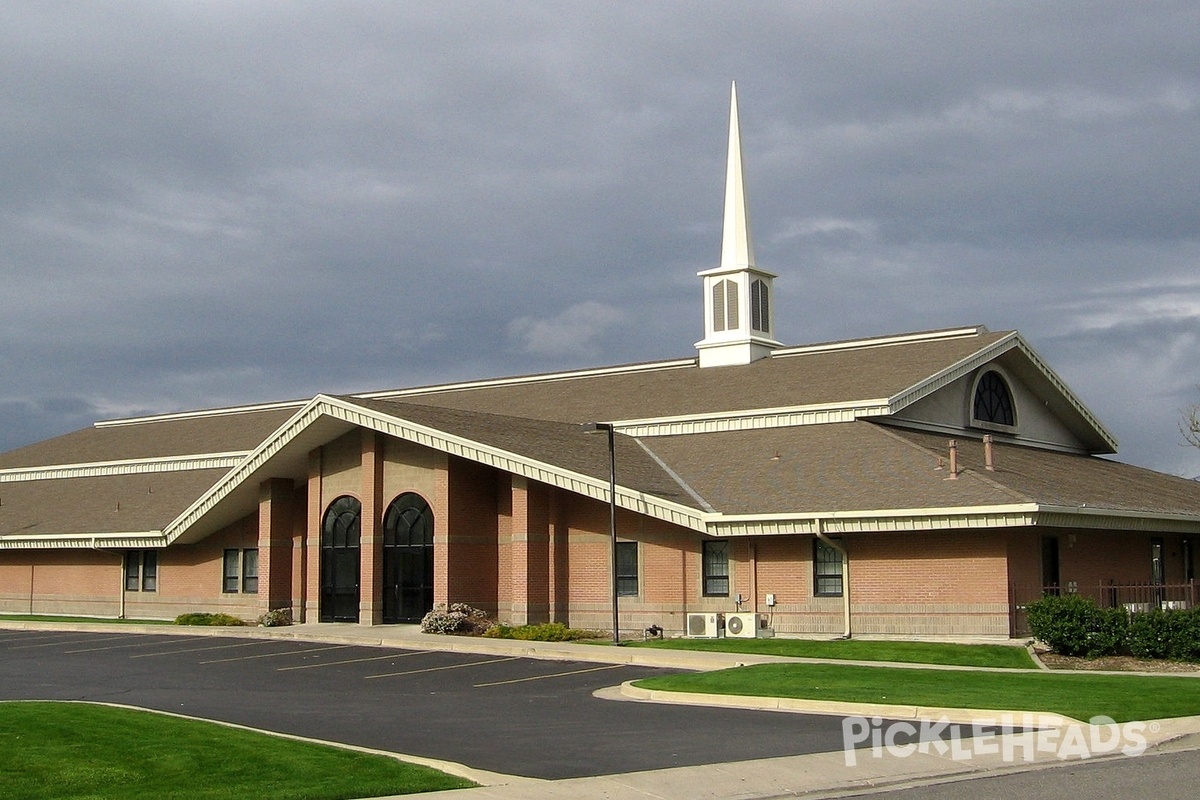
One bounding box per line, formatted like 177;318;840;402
277;649;435;671
130;640;272;658
62;637;187;654
14;635;136;650
200;644;351;664
473;663;625;688
365;656;519;680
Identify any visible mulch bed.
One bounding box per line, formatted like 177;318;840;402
1036;652;1200;673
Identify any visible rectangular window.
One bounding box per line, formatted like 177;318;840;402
141;551;157;592
702;540;729;596
242;548;259;594
124;551;141;592
615;541;639;597
223;549;259;594
223;549;240;593
813;538;843;597
125;551;157;593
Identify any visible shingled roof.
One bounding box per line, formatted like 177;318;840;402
1;324;1194;547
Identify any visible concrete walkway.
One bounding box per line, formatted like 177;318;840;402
6;619;1200;799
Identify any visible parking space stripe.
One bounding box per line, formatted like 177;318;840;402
129;640;272;658
63;637;193;654
365;656;518;679
277;649;435;671
473;663;625;688
13;635;137;650
200;644;351;664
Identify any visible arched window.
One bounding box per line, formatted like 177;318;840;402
382;493;434;624
750;279;769;333
712;279;739;332
320;495;361;622
973;370;1016;427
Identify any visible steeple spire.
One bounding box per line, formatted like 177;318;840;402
695;83;781;368
721;81;755;271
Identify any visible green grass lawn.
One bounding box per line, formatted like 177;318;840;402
630;636;1037;669
0;702;474;800
0;614;172;624
634;662;1200;723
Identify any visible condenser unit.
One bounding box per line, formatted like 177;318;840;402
686;612;723;638
725;612;765;639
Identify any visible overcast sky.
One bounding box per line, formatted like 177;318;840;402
2;2;1197;477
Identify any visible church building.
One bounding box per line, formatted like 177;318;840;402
2;87;1198;638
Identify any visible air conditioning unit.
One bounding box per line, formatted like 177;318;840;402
725;612;765;639
686;612;723;638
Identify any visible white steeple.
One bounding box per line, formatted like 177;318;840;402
695;82;781;368
720;81;755;271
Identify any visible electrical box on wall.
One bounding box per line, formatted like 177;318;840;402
765;593;776;607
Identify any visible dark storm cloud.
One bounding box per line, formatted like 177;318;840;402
1;1;1197;477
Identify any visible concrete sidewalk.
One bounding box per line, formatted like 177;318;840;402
8;620;1200;799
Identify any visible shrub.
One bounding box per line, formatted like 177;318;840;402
1128;607;1200;661
1025;594;1125;657
258;607;293;627
482;621;601;642
420;603;491;635
174;612;247;626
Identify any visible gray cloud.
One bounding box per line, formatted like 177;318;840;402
1;1;1197;478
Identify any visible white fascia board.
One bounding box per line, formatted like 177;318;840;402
1036;504;1200;534
771;326;984;358
94;401;307;428
886;332;1118;453
1010;336;1118;451
611;399;892;438
0;532;166;550
163;395;709;544
703;504;1041;536
0;452;249;483
359;359;696;400
887;332;1019;413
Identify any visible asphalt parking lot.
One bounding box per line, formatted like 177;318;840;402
1;628;861;779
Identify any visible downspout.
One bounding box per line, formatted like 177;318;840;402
91;538;125;619
815;519;850;639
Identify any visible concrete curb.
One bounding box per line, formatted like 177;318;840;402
613;680;1083;726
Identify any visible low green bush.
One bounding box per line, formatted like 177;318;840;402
173;612;247;626
1025;594;1126;657
1128;607;1200;661
483;621;601;641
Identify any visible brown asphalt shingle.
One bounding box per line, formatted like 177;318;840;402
378;330;1013;423
0;407;299;469
0;469;229;537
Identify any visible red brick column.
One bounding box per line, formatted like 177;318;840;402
510;476;550;625
304;449;323;623
257;477;295;615
360;429;384;626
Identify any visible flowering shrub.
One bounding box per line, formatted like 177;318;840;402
258;607;293;627
420;602;491;635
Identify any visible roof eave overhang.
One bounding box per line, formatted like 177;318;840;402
164;395;709;544
702;503;1200;536
0;532;167;550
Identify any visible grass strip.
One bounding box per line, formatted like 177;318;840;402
0;702;474;800
629;637;1036;669
634;662;1200;723
0;614;170;625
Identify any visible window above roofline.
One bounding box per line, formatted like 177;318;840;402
969;366;1018;432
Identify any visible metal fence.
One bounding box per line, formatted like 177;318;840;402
1009;581;1197;636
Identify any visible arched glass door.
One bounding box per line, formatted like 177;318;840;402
320;495;361;622
382;493;434;624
